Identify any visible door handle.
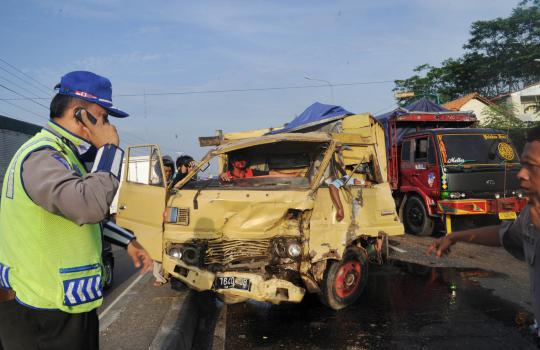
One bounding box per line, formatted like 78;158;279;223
411;173;419;177
119;205;127;210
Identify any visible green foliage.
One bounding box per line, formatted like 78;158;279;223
394;0;540;104
480;101;527;129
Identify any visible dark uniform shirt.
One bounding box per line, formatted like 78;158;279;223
499;205;540;324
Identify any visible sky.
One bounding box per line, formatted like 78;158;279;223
0;0;521;161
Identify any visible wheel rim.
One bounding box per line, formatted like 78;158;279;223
105;265;112;285
409;203;425;230
335;261;362;298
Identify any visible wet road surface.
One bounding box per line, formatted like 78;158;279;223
225;261;538;350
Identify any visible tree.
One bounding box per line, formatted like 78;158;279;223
480;101;527;129
394;0;540;104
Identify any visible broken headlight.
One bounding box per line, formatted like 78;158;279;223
272;238;303;260
167;243;204;267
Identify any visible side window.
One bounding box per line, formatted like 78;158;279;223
414;138;428;162
427;138;436;165
401;140;411;162
126;146;164;186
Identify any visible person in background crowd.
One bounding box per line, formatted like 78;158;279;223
162;155;174;184
170;155;196;187
0;71;152;350
219;154;269;182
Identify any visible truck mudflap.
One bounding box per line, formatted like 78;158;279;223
163;255;306;304
437;197;528;217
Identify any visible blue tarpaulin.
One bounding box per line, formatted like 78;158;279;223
375;97;457;154
268;102;352;134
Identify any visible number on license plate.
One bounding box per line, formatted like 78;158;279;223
215;276;251;291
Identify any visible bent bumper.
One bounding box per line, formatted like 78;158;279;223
163;255;305;304
437;197;527;216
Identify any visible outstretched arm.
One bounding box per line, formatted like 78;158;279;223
427;225;501;257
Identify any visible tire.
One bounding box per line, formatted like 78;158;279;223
102;256;114;290
403;196;435;236
380;234;389;263
171;277;188;291
320;248;369;310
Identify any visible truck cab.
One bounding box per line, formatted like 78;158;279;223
398;128;526;235
115;115;404;310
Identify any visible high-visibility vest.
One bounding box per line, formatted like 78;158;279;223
0;126;103;313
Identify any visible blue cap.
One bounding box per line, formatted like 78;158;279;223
54;71;129;118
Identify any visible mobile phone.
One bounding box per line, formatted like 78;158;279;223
75;108;97;125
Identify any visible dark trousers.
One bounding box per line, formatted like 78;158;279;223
0;300;98;350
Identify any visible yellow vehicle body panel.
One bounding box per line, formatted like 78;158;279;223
117;113;403;306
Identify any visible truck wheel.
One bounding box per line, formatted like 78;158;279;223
171;277;188;291
102;255;114;290
320;248;368;310
404;196;434;236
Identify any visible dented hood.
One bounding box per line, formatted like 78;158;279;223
167;190;313;240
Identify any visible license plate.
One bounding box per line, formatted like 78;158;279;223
499;211;517;220
214;276;251;291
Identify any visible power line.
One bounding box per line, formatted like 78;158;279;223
0;100;48;121
113;80;395;97
0;72;43;99
0;79;396;101
0;83;50;110
0;58;52;95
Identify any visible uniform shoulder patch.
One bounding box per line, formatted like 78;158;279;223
52;153;71;170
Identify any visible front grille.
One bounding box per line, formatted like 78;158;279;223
205;239;270;266
178;208;189;225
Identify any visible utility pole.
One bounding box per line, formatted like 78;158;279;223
305;76;335;103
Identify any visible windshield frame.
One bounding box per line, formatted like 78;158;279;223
171;139;336;191
437;133;519;167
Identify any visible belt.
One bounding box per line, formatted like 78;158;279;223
0;288;15;302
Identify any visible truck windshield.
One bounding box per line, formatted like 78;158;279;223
181;140;329;189
438;134;519;165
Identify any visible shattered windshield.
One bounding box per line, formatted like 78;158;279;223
181;140;329;189
438;133;519;165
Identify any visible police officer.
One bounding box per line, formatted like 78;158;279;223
427;125;540;338
0;71;152;349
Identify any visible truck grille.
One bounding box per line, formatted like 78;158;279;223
177;208;189;225
205;239;270;266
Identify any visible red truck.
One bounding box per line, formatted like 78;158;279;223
377;98;527;236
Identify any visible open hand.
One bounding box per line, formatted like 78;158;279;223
426;236;454;257
127;239;153;274
219;172;232;182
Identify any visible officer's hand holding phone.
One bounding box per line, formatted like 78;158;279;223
75;108;119;148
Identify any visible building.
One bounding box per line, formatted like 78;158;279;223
491;82;540;122
443;93;495;124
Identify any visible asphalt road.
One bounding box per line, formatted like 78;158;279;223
100;245;138;313
98;235;539;350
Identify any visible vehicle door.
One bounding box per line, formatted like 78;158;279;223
116;145;167;261
410;136;440;198
399;138;414;187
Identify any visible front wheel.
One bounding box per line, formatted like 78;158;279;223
320;248;369;310
102;255;114;290
403;196;435;236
